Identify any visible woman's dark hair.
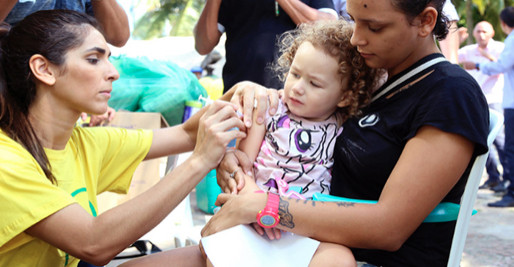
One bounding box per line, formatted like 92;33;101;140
391;0;449;40
500;6;514;28
0;10;101;184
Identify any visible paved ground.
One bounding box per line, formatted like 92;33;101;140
460;187;514;267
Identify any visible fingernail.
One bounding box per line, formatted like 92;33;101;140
257;117;263;124
245;120;252;127
269;108;276;114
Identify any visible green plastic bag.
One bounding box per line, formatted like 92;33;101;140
108;56;207;126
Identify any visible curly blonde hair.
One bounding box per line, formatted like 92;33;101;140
275;19;382;122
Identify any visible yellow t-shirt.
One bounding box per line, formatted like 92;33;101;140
0;126;152;267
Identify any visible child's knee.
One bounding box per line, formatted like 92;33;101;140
309;242;356;267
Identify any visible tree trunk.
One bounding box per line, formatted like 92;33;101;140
466;0;474;45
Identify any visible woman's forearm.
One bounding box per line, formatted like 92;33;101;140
26;156;209;265
274;197;402;250
277;0;336;25
145;125;195;159
91;156;209;260
91;0;130;47
0;0;17;22
194;0;222;55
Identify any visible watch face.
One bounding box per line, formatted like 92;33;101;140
260;215;276;227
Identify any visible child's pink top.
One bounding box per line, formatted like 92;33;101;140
253;100;343;199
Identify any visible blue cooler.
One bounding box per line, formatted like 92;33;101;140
195;169;222;214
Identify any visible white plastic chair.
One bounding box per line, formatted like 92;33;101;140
447;108;504;267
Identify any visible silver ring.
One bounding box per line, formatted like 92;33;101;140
229;169;238;178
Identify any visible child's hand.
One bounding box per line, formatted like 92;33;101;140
216;150;253;194
251;223;282;240
86;106;116;126
230;81;280;128
237;175;261;195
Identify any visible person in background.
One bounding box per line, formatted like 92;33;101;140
191;66;204;79
462;7;514;208
119;0;489;266
458;21;507;193
1;0;130;47
195;51;225;100
0;10;244;267
439;0;460;63
194;0;337;93
332;0;350;20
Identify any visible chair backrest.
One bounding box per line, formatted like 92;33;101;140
447;108;504;267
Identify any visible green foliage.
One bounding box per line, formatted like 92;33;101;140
133;0;205;40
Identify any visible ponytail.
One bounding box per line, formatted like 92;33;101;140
0;29;57;184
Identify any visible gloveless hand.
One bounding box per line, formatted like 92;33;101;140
192;100;246;170
201;192;267;237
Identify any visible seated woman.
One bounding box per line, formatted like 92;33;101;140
0;10;244;267
120;0;489;266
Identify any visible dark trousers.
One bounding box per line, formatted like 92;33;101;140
502;109;514;196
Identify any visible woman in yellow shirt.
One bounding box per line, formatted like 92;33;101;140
0;9;245;267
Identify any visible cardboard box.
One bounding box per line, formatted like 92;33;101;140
96;111;175;214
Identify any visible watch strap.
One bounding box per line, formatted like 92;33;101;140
256;191;280;228
265;192;280;213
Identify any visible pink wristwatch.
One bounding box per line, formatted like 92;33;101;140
256;192;280;228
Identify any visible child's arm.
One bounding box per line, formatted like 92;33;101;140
237;110;283;240
238;110;266;163
237;110;266;194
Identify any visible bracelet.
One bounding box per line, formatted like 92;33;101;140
475;63;480;70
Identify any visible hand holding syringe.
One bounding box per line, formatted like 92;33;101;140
198;95;242;149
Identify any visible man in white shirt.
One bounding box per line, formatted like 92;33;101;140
459;21;506;192
462;7;514;207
